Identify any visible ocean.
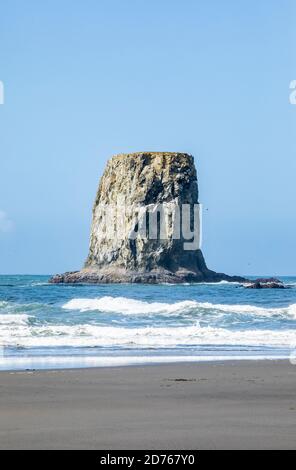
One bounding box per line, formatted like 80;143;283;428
0;275;296;370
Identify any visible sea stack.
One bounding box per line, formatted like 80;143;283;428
50;152;245;284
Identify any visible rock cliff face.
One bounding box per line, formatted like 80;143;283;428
50;152;246;284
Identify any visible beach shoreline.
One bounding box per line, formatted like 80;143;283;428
0;360;295;449
0;353;291;372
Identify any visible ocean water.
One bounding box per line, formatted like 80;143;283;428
0;275;296;370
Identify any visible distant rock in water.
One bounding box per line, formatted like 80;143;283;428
50;152;246;284
244;278;285;289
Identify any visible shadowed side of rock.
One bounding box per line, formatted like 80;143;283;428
50;152;247;284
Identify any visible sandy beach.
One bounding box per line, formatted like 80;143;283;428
0;360;295;449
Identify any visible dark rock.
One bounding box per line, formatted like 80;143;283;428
245;280;285;289
253;277;282;284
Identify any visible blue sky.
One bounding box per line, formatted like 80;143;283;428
0;0;295;276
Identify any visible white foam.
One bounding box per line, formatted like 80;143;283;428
287;304;296;318
0;314;31;325
30;282;49;286
199;280;242;285
62;296;296;319
1;323;296;348
0;301;9;308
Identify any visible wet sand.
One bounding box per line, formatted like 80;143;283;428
0;360;295;449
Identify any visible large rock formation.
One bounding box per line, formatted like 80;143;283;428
50;152;246;284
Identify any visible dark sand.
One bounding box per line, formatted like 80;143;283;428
0;360;295;449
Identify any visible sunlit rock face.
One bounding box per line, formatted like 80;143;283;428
50;152;246;284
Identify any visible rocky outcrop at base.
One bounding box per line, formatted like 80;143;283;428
50;267;247;284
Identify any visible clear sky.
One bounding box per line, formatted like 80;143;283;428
0;0;295;276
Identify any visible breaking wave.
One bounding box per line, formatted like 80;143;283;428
1;322;296;348
0;314;32;326
63;297;197;315
62;296;296;319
